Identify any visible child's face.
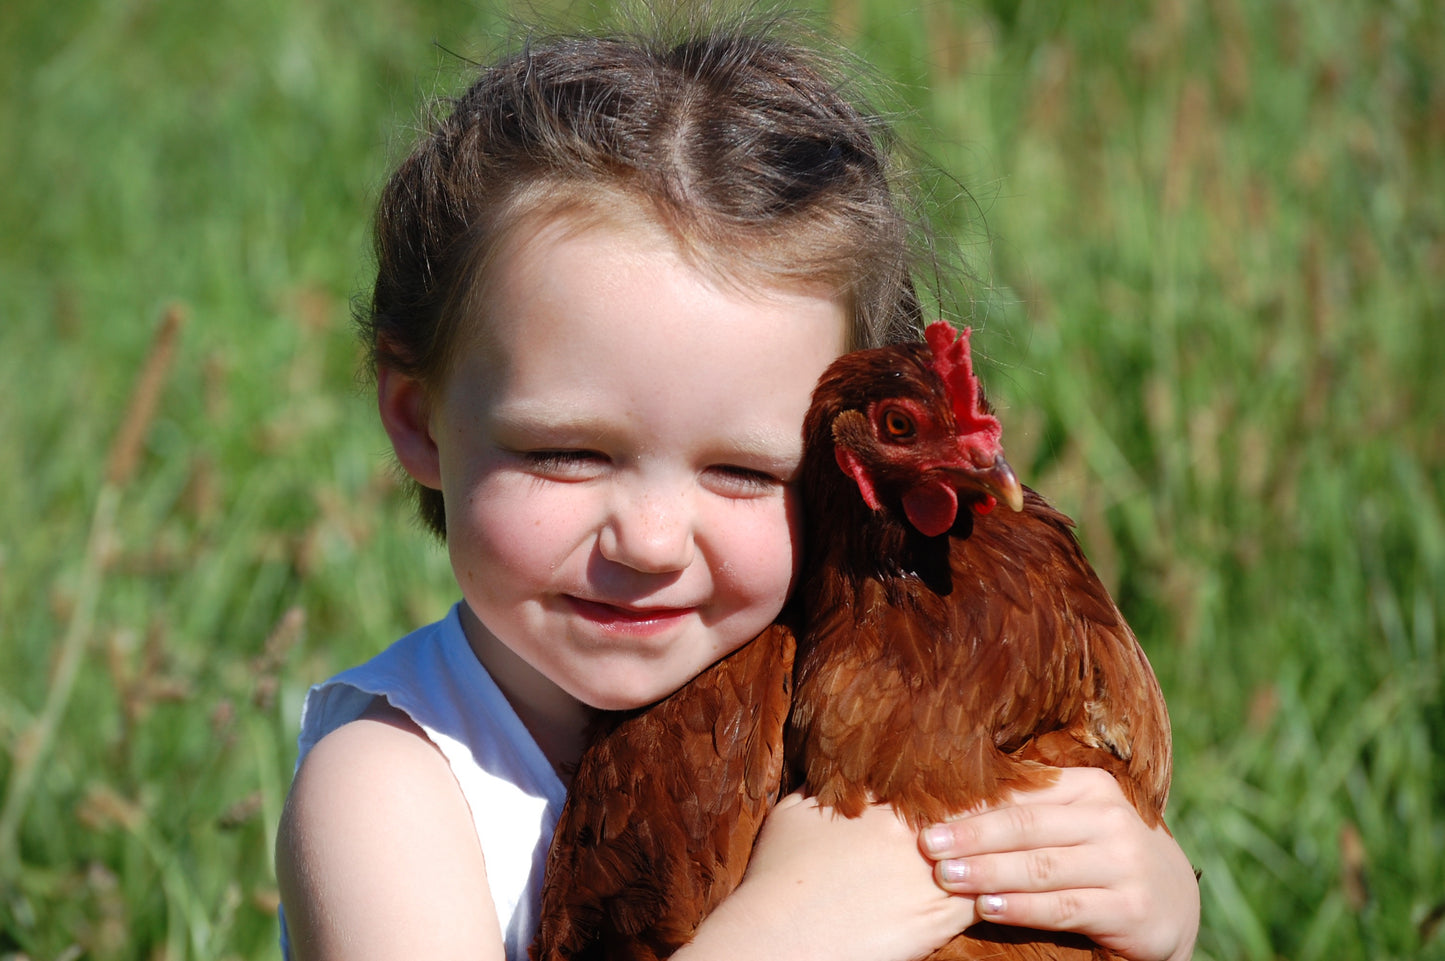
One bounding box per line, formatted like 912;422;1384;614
427;212;847;711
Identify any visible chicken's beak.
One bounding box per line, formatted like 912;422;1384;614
945;454;1024;513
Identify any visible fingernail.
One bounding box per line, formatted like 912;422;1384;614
941;859;968;883
923;825;951;854
978;895;1006;916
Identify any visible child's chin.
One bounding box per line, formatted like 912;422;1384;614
582;687;671;713
577;670;697;713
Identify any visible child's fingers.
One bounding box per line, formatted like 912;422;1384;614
920;768;1133;861
970;887;1141;934
972;883;1192;961
922;798;1130;863
917;770;1199;961
931;842;1124;895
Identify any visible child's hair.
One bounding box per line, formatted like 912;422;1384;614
360;10;936;538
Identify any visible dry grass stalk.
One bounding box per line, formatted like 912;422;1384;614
105;303;186;488
253;606;305;709
1339;821;1369;912
0;305;187;873
1162;79;1209;213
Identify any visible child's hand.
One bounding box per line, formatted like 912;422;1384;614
919;767;1198;961
678;793;975;961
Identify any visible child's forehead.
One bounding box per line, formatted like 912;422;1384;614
485;198;844;321
499;196;729;289
505;202;674;275
509;209;844;324
447;204;847;394
504;185;849;292
439;186;857;393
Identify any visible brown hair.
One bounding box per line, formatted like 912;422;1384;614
361;12;932;537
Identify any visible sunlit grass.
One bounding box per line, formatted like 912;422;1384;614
2;1;1441;958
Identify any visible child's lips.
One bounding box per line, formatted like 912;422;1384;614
565;596;697;633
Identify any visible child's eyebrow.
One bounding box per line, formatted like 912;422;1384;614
488;402;615;444
720;428;805;465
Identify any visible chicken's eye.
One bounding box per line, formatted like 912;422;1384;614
880;407;916;442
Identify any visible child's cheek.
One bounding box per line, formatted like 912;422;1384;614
717;494;805;622
450;473;594;576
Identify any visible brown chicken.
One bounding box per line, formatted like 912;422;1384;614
788;321;1173;959
531;622;795;961
532;322;1172;961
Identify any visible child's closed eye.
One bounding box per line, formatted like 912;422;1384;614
705;464;785;497
521;449;608;479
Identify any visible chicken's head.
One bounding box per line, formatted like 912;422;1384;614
808;321;1023;538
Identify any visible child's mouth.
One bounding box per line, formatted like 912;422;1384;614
565;597;695;634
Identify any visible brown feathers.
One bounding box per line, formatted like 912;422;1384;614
531;623;794;961
790;488;1171;832
789;332;1173;960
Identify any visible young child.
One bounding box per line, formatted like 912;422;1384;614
275;13;1200;961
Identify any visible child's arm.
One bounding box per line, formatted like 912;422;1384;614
676;793;977;961
277;720;1195;961
275;707;507;961
278;727;971;961
920;767;1199;961
678;770;1198;961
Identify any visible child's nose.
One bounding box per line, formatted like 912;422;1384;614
598;485;696;574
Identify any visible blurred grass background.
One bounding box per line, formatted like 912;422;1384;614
1;0;1441;958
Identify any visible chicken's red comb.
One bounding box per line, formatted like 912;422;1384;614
924;321;1003;461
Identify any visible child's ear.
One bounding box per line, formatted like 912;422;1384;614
377;367;442;490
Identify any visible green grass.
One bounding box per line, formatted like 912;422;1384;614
1;1;1441;958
